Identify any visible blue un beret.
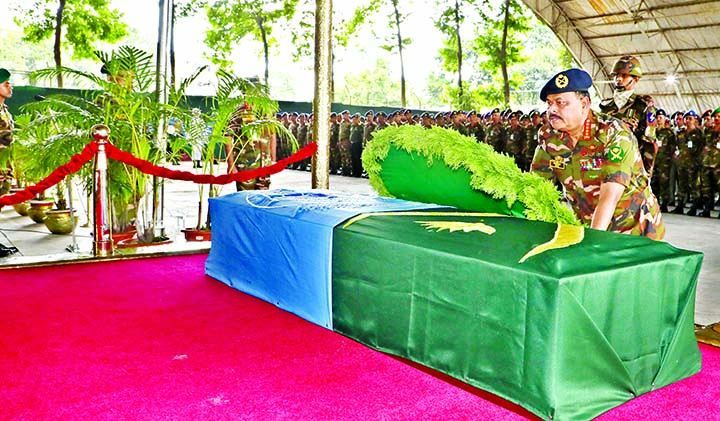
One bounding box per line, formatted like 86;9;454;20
539;68;593;102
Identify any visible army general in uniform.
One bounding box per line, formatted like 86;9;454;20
531;68;664;240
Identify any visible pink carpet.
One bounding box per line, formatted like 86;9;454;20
0;254;717;420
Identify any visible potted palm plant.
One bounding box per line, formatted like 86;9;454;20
21;46;206;245
181;70;296;241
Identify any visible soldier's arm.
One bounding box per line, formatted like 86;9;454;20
591;181;625;231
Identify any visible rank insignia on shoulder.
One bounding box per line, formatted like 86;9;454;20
549;156;566;169
607;145;625;163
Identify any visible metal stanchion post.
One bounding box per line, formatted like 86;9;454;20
91;124;113;257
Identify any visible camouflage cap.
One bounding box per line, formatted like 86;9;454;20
0;68;10;83
612;55;642;78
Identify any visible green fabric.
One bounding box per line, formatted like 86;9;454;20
362;125;578;225
331;209;702;421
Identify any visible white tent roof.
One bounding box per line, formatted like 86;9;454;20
523;0;720;114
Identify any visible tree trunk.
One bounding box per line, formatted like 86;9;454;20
501;0;511;106
256;15;270;86
391;0;406;107
170;2;176;89
54;0;66;88
454;0;463;99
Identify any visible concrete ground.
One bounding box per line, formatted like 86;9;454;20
1;161;717;325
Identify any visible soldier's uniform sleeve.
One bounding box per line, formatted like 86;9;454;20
0;106;14;148
530;130;555;181
601;122;636;186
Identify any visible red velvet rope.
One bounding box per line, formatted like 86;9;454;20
0;141;317;207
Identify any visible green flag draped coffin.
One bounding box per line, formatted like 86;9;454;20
331;209;701;420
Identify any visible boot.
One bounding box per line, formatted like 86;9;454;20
685;200;699;216
700;198;713;217
670;201;685;214
660;203;669;213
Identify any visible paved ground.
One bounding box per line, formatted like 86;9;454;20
1;161;717;325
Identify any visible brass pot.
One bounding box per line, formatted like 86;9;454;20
9;188;30;216
13;201;31;216
44;209;78;235
27;199;55;223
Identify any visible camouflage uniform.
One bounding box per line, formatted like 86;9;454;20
226;106;271;191
0;102;14;194
531;111;664;240
505;124;526;169
329;118;340;174
338;116;352;176
350;116;364;177
485;122;507;154
700;126;720;216
674;125;704;212
524;124;540;172
599;94;657;174
651;124;676;209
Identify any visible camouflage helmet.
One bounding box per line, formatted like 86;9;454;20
612;55;642;78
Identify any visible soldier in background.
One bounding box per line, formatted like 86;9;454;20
652;109;676;212
672;110;705;215
338;110;352;176
599;55;658;175
0;68;19;256
329;112;340;175
505;111;526;169
225;103;271;191
700;108;720;217
350;113;364;177
466;110;484;143
375;111;388;131
522;113;539;172
485;108;507;153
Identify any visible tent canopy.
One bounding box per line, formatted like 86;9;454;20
523;0;720;114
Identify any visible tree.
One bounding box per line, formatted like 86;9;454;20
473;0;530;107
205;0;299;85
434;0;476;106
12;0;128;88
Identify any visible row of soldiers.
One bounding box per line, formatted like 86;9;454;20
653;107;720;217
273;105;720;218
275;107;549;177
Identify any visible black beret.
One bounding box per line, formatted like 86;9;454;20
375;111;385;117
656;109;667;117
539;68;592;102
364;110;374;116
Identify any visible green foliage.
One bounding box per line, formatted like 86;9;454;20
204;0;299;75
334;58;401;106
12;0;128;61
363;125;578;225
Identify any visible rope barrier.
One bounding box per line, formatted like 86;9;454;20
0;141;317;207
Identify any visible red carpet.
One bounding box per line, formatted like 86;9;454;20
1;254;718;420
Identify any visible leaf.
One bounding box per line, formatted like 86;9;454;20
518;224;585;263
416;220;496;235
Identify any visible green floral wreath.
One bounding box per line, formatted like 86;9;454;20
362;125;579;225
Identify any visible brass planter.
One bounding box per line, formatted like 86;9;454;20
9;188;30;216
13;201;31;216
27;200;55;223
44;209;78;235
